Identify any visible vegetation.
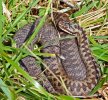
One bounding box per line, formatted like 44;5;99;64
0;0;108;100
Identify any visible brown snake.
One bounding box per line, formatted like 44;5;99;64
14;12;101;97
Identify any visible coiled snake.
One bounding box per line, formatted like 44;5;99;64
14;12;101;97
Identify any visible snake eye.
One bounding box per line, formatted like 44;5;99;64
58;21;79;35
64;22;69;26
73;23;78;29
58;21;67;29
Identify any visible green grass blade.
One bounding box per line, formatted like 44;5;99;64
0;0;3;44
89;75;108;95
58;95;80;100
3;0;40;38
71;1;98;18
0;78;15;100
25;0;52;46
0;49;49;96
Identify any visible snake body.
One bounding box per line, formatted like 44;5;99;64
14;12;100;96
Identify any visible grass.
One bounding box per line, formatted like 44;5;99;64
0;0;108;100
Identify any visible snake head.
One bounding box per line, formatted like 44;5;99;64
58;21;79;35
53;12;82;36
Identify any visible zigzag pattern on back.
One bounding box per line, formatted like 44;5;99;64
53;12;101;96
14;12;101;97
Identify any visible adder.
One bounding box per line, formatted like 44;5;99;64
14;12;101;97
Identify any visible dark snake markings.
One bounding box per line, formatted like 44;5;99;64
14;12;101;96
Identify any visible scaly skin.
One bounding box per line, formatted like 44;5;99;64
14;12;101;97
53;12;101;96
